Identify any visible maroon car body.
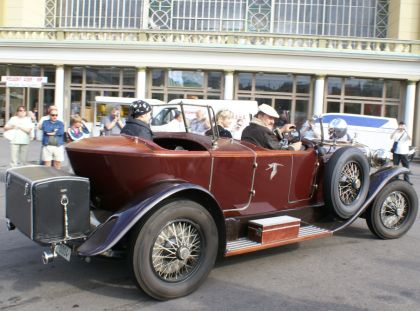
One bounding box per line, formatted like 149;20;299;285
67;134;321;217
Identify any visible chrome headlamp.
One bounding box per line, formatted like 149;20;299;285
328;118;348;139
371;149;392;167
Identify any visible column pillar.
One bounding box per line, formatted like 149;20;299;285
313;75;325;116
224;71;234;100
54;65;65;120
136;67;147;99
404;81;416;137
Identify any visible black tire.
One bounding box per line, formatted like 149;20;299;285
324;146;370;219
366;180;418;239
129;200;218;300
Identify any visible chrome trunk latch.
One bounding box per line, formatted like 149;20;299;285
60;194;69;239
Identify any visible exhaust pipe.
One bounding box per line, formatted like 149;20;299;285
6;219;15;231
42;250;57;264
90;211;101;229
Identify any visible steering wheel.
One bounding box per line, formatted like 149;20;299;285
285;127;301;144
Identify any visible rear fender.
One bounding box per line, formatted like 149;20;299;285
77;182;224;257
331;166;409;232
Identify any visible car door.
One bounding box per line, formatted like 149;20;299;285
245;150;293;215
210;140;256;214
288;148;319;202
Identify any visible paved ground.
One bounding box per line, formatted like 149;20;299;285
0;138;419;311
0;138;70;175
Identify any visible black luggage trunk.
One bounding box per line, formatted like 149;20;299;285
5;166;90;244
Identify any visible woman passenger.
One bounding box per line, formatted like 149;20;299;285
205;109;234;138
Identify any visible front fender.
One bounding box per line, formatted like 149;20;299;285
331;166;409;232
77;182;221;257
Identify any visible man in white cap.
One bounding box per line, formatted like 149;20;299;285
241;104;299;150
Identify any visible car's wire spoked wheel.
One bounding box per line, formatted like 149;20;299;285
339;161;362;204
380;191;409;229
151;220;202;282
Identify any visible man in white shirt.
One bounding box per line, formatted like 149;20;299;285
391;121;412;184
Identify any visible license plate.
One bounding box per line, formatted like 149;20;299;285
55;244;72;262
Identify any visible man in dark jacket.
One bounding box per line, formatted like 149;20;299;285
241;104;297;150
121;100;153;140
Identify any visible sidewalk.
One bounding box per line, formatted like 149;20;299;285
0;138;72;180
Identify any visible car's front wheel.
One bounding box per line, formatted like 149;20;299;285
129;200;218;300
366;180;418;239
324;146;370;219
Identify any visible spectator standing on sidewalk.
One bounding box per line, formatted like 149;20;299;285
391;121;412;184
4;106;34;167
37;105;58;140
41;109;65;169
67;115;90;142
101;106;125;136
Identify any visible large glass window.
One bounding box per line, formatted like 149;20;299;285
0;65;6;76
51;1;389;38
296;76;311;94
256;74;293;93
327;77;342;96
272;0;388;38
364;103;382;116
71;67;84;84
326;76;401;119
385;80;400;99
345;78;383;97
236;72;312;127
86;67;120;85
149;69;223;102
238;73;252;91
168;71;204;88
150;0;248;31
55;0;144;28
69;66;136;122
208;72;222;90
152;69;165;87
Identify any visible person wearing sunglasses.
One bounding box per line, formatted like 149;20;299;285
3;106;34;167
41;109;65;169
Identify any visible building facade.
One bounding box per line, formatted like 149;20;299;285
0;0;419;144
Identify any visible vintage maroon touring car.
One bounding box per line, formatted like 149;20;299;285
5;103;418;300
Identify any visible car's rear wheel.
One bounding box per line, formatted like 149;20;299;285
324;146;370;219
366;180;418;239
129;200;218;300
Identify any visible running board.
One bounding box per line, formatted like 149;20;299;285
225;225;332;257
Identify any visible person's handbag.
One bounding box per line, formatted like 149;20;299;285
390;141;398;153
391;133;404;153
47;135;59;146
3;129;16;141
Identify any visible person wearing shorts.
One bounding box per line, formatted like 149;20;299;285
41;109;65;169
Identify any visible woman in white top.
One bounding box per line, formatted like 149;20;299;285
4;106;34;167
391;121;412;184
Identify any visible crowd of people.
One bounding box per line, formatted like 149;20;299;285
3;104;90;168
2;100;414;177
